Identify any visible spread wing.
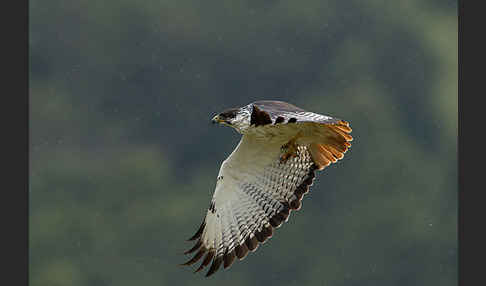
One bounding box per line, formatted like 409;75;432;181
182;101;353;277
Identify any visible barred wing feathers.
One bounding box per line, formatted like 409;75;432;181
182;136;317;276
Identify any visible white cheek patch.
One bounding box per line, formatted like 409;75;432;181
231;108;252;132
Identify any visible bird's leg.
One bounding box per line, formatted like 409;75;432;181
280;136;300;164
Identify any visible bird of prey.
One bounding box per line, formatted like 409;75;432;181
182;100;353;277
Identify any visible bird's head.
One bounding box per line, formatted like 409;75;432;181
212;105;252;133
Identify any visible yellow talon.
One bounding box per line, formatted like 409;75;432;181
279;140;298;163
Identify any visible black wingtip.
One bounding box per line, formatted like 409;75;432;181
181;247;206;266
188;221;206;241
235;243;249;260
183;239;202;254
223;249;236;269
205;256;223;277
194;251;215;273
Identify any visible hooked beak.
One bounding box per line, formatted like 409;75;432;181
212;115;232;126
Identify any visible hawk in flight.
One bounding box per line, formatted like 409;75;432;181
182;100;353;277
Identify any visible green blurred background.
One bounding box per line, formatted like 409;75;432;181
29;0;457;285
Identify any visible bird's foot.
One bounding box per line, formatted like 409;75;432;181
280;140;298;164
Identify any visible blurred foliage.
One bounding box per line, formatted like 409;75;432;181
29;0;457;285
